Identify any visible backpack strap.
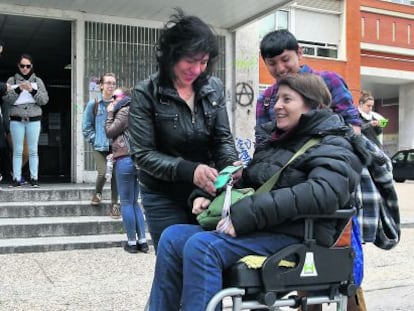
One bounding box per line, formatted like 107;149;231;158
93;97;99;116
262;84;277;120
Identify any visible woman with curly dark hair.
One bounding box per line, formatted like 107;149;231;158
128;9;241;251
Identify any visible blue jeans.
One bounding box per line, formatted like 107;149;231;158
10;120;41;181
115;156;146;242
140;187;197;252
148;224;300;311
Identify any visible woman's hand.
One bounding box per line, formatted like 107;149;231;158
231;161;244;183
370;120;379;127
107;101;114;112
192;197;211;215
19;81;32;92
193;164;218;196
217;218;237;237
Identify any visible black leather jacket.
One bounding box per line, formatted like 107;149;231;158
128;73;238;197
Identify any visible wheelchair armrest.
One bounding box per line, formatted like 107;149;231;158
292;208;356;244
291;207;356;222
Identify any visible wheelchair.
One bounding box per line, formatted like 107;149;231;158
205;208;356;311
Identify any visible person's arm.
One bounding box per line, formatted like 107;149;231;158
255;84;276;144
2;76;18;105
105;105;128;139
230;139;362;236
82;100;96;144
0;82;7;96
323;72;362;128
31;77;49;106
129;82;219;195
128;84;192;182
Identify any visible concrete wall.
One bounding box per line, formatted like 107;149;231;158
232;23;259;164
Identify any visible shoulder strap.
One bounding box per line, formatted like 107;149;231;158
93;97;99;116
263;85;276;112
255;137;321;194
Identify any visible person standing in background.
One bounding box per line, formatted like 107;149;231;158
128;9;241;251
105;87;149;254
0;40;11;184
3;53;48;188
82;72;120;218
358;90;386;147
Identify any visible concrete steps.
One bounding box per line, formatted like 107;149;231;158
0;183;125;253
0;234;125;254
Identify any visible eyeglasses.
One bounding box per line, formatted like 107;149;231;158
112;94;125;100
19;64;32;69
103;82;116;86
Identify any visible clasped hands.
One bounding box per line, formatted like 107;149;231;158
192;197;237;237
19;81;33;92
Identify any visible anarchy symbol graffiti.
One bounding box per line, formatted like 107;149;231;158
235;82;254;107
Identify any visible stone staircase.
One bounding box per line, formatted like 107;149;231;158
0;183;125;254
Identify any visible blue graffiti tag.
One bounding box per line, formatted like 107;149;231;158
236;137;252;166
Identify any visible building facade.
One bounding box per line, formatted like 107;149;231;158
259;0;414;156
1;1;274;183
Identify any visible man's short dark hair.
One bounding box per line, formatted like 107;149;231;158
260;29;299;60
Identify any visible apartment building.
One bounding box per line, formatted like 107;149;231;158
259;0;414;155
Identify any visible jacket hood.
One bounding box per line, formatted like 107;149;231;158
114;96;131;113
297;109;352;137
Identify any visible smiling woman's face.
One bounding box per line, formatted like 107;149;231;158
274;85;310;132
173;53;209;89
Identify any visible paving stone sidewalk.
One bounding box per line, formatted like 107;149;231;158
1;182;413;311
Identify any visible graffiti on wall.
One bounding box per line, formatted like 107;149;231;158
236;137;253;166
235;82;254;107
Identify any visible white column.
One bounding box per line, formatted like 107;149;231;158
232;23;259;164
399;83;414;150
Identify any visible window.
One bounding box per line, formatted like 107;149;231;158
362;17;365;38
407;152;414;162
393;152;406;162
299;40;338;59
295;9;340;59
387;0;414;6
259;10;289;39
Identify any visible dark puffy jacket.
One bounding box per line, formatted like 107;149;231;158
231;109;362;246
128;73;238;198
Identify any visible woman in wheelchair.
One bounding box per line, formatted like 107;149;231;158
146;73;364;311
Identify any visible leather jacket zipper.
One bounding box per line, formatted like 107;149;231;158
192;101;197;124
